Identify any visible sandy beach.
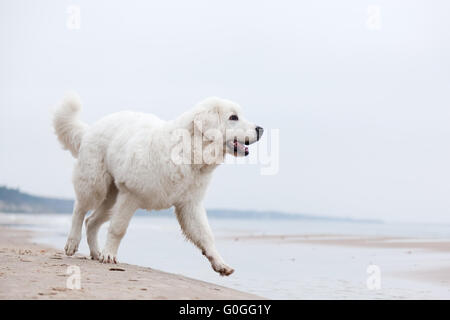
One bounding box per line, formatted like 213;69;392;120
0;226;262;300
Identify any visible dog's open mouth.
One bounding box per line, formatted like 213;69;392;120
227;139;249;157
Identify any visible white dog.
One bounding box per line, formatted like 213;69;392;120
53;93;263;276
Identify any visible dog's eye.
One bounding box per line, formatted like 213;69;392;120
229;115;239;121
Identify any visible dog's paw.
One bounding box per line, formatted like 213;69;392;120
90;250;101;261
64;238;80;256
99;251;117;264
212;263;234;276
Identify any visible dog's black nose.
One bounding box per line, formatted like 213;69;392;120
255;126;264;141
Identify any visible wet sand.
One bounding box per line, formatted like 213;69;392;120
227;233;450;289
228;233;450;252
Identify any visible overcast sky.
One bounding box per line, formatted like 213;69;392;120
1;0;450;223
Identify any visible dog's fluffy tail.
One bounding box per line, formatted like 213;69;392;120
53;92;88;158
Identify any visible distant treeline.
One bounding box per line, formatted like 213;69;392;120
0;186;74;213
0;186;381;223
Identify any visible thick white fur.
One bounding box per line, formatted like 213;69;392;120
52;93;88;158
53;92;261;276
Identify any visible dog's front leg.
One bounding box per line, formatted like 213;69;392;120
175;202;234;276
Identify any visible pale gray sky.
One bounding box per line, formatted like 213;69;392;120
1;0;450;223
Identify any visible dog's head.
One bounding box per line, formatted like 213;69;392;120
192;97;263;159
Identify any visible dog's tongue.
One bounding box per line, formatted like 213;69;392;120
234;140;248;153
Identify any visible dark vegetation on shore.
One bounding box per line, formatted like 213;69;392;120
0;185;381;223
0;186;73;213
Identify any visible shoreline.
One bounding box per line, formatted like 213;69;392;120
0;226;263;300
2;213;450;299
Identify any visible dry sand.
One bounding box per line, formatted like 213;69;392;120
0;226;263;300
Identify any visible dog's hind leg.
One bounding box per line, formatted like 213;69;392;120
85;184;118;260
64;200;89;256
99;190;139;263
65;158;111;256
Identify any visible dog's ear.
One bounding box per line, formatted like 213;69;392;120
193;108;221;141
